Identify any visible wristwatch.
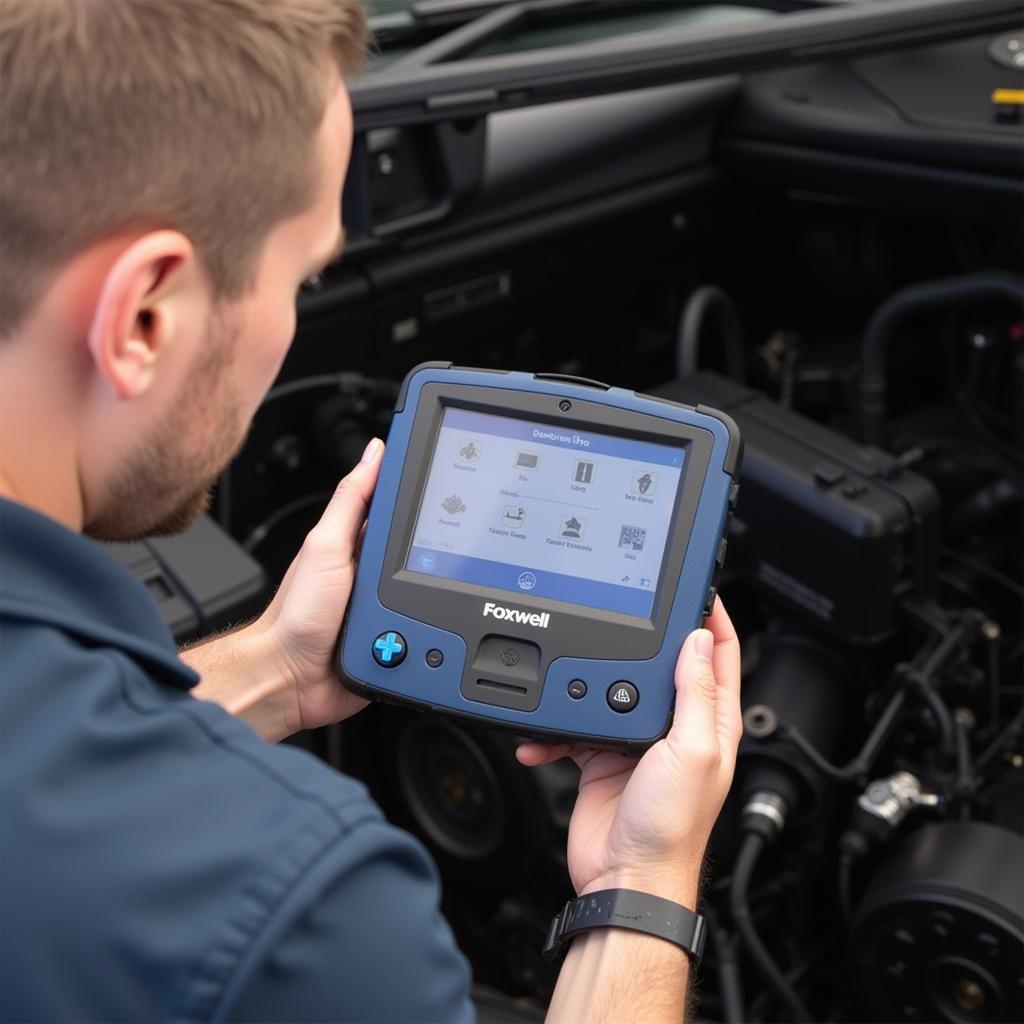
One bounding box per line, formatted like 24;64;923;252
542;888;707;964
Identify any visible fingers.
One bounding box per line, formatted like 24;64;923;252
666;627;721;762
516;741;577;766
706;596;741;705
302;439;384;566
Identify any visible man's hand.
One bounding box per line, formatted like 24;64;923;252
516;598;742;907
186;438;383;741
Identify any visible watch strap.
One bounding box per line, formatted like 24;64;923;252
542;888;707;964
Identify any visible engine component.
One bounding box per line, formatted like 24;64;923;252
106;514;266;644
397;719;507;862
851;821;1024;1023
855;771;941;836
652;372;941;644
739;634;855;819
858;271;1024;446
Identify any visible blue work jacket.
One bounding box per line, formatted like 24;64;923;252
0;498;473;1022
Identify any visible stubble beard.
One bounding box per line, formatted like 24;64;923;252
85;314;248;542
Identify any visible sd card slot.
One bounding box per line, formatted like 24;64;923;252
475;678;528;697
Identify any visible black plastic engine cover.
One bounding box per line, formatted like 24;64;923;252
651;372;940;645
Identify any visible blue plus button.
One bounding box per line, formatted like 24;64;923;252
373;631;407;667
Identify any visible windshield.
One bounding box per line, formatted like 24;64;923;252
365;1;780;57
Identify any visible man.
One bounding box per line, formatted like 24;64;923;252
0;2;742;1021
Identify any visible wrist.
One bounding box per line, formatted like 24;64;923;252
579;862;704;909
186;619;300;742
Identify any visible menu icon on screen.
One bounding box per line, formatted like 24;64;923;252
502;505;526;528
560;515;586;540
632;471;657;496
457;439;481;462
515;451;540;470
573;460;595;484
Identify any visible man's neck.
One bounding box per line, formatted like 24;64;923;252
0;454;84;533
0;345;85;533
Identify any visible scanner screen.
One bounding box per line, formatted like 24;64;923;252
406;408;687;617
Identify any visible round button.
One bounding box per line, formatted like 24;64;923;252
425;648;444;669
372;631;407;668
567;679;587;700
607;681;639;713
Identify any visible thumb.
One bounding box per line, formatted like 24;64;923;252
668;628;719;755
302;438;384;565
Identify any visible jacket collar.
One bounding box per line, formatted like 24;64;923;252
0;498;198;689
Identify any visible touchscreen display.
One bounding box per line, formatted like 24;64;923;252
405;408;687;617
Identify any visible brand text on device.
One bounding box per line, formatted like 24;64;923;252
482;602;551;628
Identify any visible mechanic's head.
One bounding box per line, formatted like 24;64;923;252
0;0;367;539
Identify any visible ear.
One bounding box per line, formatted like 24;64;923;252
86;230;203;400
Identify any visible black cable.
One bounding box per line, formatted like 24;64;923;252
954;709;975;820
780;688;907;785
838;852;855;924
986;628;1002;736
261;372;391;407
781;725;862;782
976;707;1024;773
676;285;747;383
702;904;745;1024
730;832;813;1023
906;668;956;759
858;270;1024;445
242;491;332;553
942;314;1024;466
1004;640;1023;669
940;546;1024;602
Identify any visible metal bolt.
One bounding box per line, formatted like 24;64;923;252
955;978;986;1012
954;708;976;729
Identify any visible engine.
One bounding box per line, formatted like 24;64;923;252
176;20;1024;1015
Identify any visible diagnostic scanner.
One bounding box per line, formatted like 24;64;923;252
339;364;741;752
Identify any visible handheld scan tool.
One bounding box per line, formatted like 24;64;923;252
339;364;741;751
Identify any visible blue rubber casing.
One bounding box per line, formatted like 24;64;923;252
339;364;740;752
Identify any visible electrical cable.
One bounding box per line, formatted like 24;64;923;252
953;710;975;820
838;852;855;924
905;669;956;759
943;315;1024;465
702;904;745;1024
676;285;747;382
1004;640;1023;669
780;688;907;785
242;491;332;553
940;546;1024;601
976;707;1024;772
858;270;1024;445
730;832;813;1023
261;372;391;407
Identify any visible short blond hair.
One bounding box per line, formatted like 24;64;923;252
0;0;367;336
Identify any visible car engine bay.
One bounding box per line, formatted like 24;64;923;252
130;2;1024;1020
